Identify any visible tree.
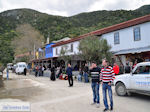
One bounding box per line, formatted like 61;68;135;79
12;24;45;62
78;36;112;64
59;45;72;67
15;56;30;63
0;38;15;66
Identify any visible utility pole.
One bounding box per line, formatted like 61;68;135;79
34;44;35;59
47;32;50;44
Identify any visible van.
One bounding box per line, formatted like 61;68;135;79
15;62;27;74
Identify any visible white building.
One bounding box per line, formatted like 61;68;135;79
52;14;150;66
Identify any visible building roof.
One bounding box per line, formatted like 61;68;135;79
52;14;150;47
52;37;71;43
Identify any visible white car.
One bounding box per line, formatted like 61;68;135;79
15;62;27;74
114;62;150;96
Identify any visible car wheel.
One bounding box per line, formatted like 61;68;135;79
115;82;127;96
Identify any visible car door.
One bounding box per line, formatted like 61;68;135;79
143;66;150;91
130;65;150;91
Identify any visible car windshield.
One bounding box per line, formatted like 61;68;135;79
19;65;22;67
19;65;25;67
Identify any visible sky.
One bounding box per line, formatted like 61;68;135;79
0;0;150;17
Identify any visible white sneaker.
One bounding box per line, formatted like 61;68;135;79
96;104;100;108
91;102;96;105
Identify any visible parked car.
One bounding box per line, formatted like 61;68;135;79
15;62;27;74
114;62;150;96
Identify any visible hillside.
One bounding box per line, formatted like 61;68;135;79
0;5;150;65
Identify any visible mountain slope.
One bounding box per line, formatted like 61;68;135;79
1;5;150;41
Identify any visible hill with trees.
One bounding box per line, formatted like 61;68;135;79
0;5;150;65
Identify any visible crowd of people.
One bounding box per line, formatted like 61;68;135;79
34;64;64;81
34;65;46;77
32;59;139;112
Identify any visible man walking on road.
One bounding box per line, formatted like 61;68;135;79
101;59;114;111
90;62;101;108
66;63;73;87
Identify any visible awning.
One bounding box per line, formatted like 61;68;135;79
31;57;58;62
113;46;150;55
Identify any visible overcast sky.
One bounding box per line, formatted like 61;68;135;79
0;0;150;16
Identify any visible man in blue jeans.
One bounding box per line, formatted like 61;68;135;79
84;63;89;83
90;62;101;108
101;59;115;111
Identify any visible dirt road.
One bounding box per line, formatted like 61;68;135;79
0;72;150;112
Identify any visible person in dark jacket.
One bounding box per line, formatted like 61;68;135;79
50;65;56;81
83;63;89;83
66;63;73;87
125;62;131;73
24;67;27;76
90;61;101;108
38;65;42;76
35;66;38;77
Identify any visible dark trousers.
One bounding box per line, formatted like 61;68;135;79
24;69;26;76
35;71;38;77
68;75;73;86
50;72;56;81
42;71;44;76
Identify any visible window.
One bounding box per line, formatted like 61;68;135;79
50;47;52;53
56;48;58;55
133;66;150;75
71;44;73;52
60;47;64;53
134;27;141;41
46;47;52;54
114;32;120;44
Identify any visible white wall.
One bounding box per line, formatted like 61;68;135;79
101;22;150;52
53;41;80;57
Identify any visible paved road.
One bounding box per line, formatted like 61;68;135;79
0;72;150;112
